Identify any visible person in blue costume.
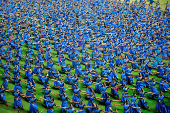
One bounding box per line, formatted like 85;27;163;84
2;73;9;90
111;79;119;99
72;85;81;107
60;58;67;73
24;61;31;78
121;84;134;103
0;44;5;57
85;78;95;99
136;73;144;94
0;56;3;67
87;93;96;113
27;69;35;87
83;68;90;86
108;53;115;68
43;38;50;48
26;82;35;102
100;58;106;71
94;51;101;67
59;79;68;98
156;91;170;113
65;65;73;84
95;75;103;93
46;53;53;68
38;70;44;83
46;98;56;113
78;100;93;113
103;48;109;62
100;82;109;103
37;51;44;65
125;93;142;113
105;96;121;113
126;65;134;84
124;100;130;113
112;70;119;81
70;74;79;90
61;93;69;113
149;78;160;99
48;60;56;79
139;61;146;79
44;86;52;107
66;104;76;113
120;77;127;88
91;68;99;80
138;88;151;111
156;60;165;77
43;74;50;89
0;85;9;106
84;54;92;72
54;70;61;89
116;55;123;66
34;64;39;75
77;100;85;113
131;58;139;69
166;64;170;82
159;78;170;92
91;49;97;61
75;59;83;76
105;69;113;84
70;52;77;68
14;57;21;69
151;55;158;69
4;61;10;78
14;75;23;94
121;69;126;80
29;94;41;113
14;88;24;110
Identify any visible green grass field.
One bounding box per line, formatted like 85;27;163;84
0;0;169;113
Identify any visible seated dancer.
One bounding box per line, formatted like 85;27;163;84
138;88;151;111
0;85;9;106
14;88;24;110
156;91;170;113
29;94;41;113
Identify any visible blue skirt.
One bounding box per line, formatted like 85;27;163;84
61;101;68;112
29;103;38;113
47;108;54;113
0;94;6;101
14;98;22;108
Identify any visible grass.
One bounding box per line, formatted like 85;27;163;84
130;0;168;10
0;0;169;113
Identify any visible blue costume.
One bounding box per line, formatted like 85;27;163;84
111;81;119;98
29;98;39;113
44;89;51;106
86;82;94;98
130;96;141;113
105;99;113;113
138;91;149;109
149;81;159;99
47;102;56;113
0;88;7;103
121;87;129;103
72;88;81;106
87;95;96;112
95;77;102;93
14;91;23;109
61;96;69;112
100;86;108;103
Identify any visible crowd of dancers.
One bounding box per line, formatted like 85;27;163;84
0;0;170;113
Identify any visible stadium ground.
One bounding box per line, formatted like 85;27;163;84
0;0;169;113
